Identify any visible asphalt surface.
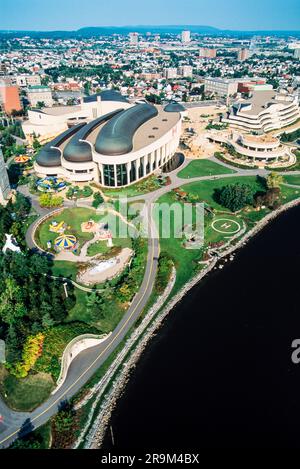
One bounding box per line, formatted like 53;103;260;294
1;157;300;448
0;202;159;448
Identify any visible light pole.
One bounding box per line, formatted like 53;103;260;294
63;282;68;298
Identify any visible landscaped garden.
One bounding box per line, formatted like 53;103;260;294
283;174;300;186
101;174;168;198
35;207;102;253
177;158;236;179
154;174;300;296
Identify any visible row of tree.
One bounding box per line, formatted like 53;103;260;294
215;173;283;212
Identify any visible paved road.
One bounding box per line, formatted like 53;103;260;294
0;203;159;448
1;157;300;448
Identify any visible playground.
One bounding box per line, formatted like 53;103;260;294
36;176;66;193
35;207;134;285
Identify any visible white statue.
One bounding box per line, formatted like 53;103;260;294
2;234;21;254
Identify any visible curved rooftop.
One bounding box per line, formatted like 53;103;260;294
36;123;86;167
95;103;158;156
63;109;123;163
164;102;186;113
83;90;129;104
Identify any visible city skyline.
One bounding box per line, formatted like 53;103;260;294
1;0;300;32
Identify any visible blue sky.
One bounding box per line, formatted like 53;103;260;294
1;0;299;31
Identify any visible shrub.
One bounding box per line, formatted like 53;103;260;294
39;193;63;208
216;183;254;212
92;191;104;208
8;333;45;378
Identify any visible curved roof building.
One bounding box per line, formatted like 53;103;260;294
164;102;186;113
95;103;158;156
224;90;300;132
34;103;182;187
22;90;132;145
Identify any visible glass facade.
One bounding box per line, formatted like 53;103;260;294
138;157;144;178
116;163;128;186
130;161;136;183
98;138;177;187
146;154;151;174
103;164;115;186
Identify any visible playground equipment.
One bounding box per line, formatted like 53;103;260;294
49;220;66;234
37;176;66;192
14;155;30;164
54;234;77;251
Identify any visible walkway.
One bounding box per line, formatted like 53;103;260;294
1;156;300;447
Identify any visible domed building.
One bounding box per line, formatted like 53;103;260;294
34;100;182;187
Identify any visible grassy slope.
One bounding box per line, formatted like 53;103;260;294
0;366;54;412
283;175;300;186
153;192;203;292
178;159;236;179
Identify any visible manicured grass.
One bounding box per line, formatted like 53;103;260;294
36;207;101;253
87;240;112;256
102;175;163;198
154;176;297;290
205;214;244;245
178;159;236;179
280;183;300;203
153;192;203;292
51;260;78;280
283;175;300;186
181;176;265;210
0;366;54;412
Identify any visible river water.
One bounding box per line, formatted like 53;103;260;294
103;205;300;449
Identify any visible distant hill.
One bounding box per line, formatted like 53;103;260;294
0;25;299;39
77;25;220;35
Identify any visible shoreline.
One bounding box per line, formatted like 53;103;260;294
80;196;300;449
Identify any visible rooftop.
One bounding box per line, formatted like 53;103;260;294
234;90;296;116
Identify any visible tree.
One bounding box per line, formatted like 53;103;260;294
39;193;63;208
86;291;104;321
92;192;104;208
0;278;27;324
36;101;46;109
266;172;283;189
217;183;254;212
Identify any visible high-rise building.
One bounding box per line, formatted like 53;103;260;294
181;30;191;43
199;48;217;59
26;85;53;108
0;147;11;205
163;67;178;79
129;32;139;44
178;65;193;77
0;79;22;114
237;48;250;61
294;48;300;60
204;77;238;97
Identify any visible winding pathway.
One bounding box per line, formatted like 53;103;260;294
1;157;300;448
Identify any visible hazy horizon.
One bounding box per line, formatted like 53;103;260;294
1;0;299;32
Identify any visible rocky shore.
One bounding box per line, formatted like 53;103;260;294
75;196;300;449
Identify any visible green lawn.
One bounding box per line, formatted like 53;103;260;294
283;175;300;186
51;260;78;280
181;176;265;210
0;366;54;412
101;175;163;198
36;207;101;253
153;192;204;292
154;175;294;293
178;159;236;179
